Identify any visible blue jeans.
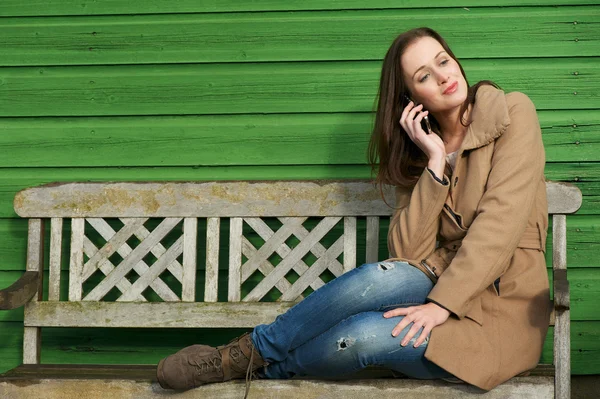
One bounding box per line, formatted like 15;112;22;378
251;261;453;379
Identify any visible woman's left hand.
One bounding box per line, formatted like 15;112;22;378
383;302;451;347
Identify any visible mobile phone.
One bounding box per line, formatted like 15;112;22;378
403;94;432;134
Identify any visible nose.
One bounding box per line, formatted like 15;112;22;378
433;68;449;85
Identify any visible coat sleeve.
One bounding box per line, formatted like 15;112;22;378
426;92;546;318
387;168;450;261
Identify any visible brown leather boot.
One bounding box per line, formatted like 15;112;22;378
156;332;266;391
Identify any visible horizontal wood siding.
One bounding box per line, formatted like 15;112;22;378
1;1;599;16
1;1;599;375
0;8;598;66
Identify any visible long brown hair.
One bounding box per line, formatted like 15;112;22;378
368;27;498;188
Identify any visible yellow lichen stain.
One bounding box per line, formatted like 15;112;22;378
13;192;25;213
156;185;176;207
210;184;227;199
210;183;245;204
137;190;161;214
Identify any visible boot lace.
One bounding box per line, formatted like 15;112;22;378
244;345;256;399
192;355;222;376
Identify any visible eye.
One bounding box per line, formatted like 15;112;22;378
418;73;430;83
440;59;449;66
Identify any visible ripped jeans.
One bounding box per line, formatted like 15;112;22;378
251;261;454;380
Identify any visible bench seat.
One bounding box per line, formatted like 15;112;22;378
0;364;555;399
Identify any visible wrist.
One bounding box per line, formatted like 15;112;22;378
427;157;446;180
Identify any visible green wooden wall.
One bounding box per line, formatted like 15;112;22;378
1;1;599;375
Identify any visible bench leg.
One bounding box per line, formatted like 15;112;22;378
23;327;41;364
554;309;570;399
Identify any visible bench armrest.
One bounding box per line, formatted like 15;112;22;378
553;269;570;311
0;271;40;310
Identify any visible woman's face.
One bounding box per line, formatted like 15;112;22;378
401;36;468;113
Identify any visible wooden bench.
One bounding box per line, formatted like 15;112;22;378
0;180;582;399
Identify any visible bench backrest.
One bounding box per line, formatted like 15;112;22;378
13;180;582;364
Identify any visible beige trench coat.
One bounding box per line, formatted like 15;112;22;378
386;85;550;390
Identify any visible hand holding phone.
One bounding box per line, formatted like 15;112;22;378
403;94;432;135
399;94;446;168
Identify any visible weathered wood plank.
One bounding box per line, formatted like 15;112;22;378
344;217;357;272
1;7;597;66
548;184;583;215
553;215;568;271
22;327;40;365
2;0;597;17
228;218;243;302
0;111;597;168
67;219;84;302
0;163;598;217
24;301;294;328
204;218;219;302
13;181;395;217
0;272;39;311
181;218;197;302
366;217;380;264
555;309;571;399
22;219;43;365
48;218;62;301
0;59;598;118
0;376;558;398
552;214;571;398
13;181;578;218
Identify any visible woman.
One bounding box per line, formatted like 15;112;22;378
157;27;551;393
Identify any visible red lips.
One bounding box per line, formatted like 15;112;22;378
443;81;458;95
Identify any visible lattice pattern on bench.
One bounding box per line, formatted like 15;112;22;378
231;217;356;302
51;215;362;304
61;217;197;302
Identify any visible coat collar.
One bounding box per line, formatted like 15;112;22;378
460;85;511;151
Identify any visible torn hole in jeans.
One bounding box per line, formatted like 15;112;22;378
377;262;396;271
336;336;356;351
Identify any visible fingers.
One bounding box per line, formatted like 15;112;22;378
384;304;443;347
414;324;433;348
400;102;429;141
402;322;423;346
412;109;429;133
383;307;409;318
391;313;413;337
399;100;414;129
399;102;421;133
